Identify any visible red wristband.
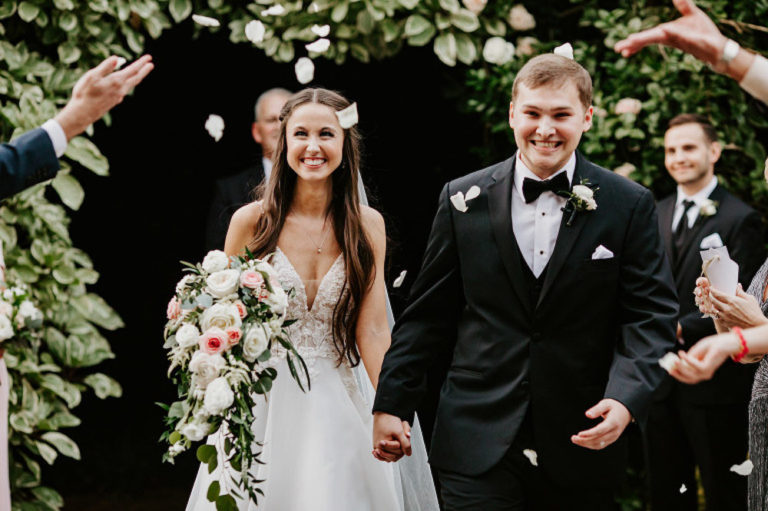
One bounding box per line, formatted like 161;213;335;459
731;327;749;363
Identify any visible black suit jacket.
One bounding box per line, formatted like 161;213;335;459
205;161;265;250
374;153;678;488
0;128;59;200
657;185;764;404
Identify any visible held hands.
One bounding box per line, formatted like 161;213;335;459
571;399;632;450
613;0;727;66
372;412;412;463
55;55;154;141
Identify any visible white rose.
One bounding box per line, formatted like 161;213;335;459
585;198;597;211
615;98;642;115
242;325;269;362
189;351;226;388
175;274;195;295
462;0;487;14
168;443;185;456
572;184;594;200
0;315;13;341
264;285;288;316
266;318;284;337
483;37;515;65
19;300;41;321
700;200;717;216
205;269;240;298
614;163;636;178
200;302;242;332
516;36;539;57
180;420;210;442
0;300;13;317
176;323;201;349
202;250;230;273
508;4;535;31
203;377;235;416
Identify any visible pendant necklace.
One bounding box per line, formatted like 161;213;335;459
306;214;331;254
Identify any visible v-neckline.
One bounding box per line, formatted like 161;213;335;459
275;247;343;313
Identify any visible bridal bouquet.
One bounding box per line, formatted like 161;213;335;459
160;249;308;509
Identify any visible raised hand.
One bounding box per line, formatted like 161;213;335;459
571;399;632;450
372;412;412;463
613;0;727;65
55;55;154;141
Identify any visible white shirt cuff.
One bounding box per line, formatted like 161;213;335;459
41;119;67;158
740;54;768;106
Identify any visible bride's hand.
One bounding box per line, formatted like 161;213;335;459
372;412;411;463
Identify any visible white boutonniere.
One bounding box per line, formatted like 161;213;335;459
558;179;597;226
699;199;718;217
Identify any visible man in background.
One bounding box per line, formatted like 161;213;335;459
205;87;291;249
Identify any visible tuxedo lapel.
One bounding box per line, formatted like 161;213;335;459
487;157;532;313
658;197;675;265
537;154;593;308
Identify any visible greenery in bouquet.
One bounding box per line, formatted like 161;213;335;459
160;249;308;509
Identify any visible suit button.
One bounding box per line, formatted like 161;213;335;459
532;332;542;342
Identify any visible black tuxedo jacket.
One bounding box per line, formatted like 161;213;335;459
374;153;678;488
0;128;59;200
205;161;265;250
657;185;764;404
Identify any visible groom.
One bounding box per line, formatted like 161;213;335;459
372;54;678;509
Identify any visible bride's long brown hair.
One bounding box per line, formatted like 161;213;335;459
248;88;373;367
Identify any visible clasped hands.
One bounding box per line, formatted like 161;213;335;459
372;398;632;463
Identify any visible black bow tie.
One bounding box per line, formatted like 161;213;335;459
522;172;570;204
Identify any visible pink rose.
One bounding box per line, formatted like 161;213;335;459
226;327;241;346
199;327;228;355
614;98;642;115
167;297;181;320
258;288;269;302
240;270;264;290
234;300;247;319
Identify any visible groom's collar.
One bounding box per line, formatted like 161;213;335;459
512;152;576;201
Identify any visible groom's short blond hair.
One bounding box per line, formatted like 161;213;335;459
512;54;593;110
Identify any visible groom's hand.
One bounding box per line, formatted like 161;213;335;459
570;398;632;450
372;412;412;462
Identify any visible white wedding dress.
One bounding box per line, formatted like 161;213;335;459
186;247;439;511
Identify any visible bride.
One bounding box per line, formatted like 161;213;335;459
186;88;438;510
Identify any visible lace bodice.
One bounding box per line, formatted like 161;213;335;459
265;248;351;381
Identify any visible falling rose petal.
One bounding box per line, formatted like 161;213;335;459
205;114;225;142
523;449;538;467
114;57;127;70
450;192;468;213
335;102;358;129
306;38;331;53
393;270;407;288
311;24;331;37
192;14;220;27
731;459;754;476
294;57;315;84
465;185;481;201
679;484;687;494
553;42;574;60
245;20;266;43
658;352;680;373
261;4;286;16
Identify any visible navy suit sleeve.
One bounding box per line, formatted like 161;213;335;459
679;210;766;345
604;189;679;427
373;183;464;423
0;128;60;200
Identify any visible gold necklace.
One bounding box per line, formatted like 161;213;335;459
305;215;331;254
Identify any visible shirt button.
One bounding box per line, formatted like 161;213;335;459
539;250;544;255
541;212;546;216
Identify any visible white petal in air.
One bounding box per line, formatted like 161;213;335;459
393;270;407;288
450;192;468;213
294;57;315;84
192;14;220;27
465;185;481;201
523;449;538;467
553;42;574;60
658;352;680;373
245;20;266;43
731;459;754;476
311;24;331;37
679;484;687;494
261;5;286;16
306;38;331;53
114;57;127;70
335;103;358;129
205;114;225;142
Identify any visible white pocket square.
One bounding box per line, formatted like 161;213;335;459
591;245;614;260
700;233;724;250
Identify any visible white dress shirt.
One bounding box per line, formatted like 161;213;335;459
671;175;718;231
262;156;273;181
41;119;67;158
512;152;576;277
740;54;768;106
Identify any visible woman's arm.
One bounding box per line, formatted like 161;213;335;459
355;206;390;390
224;202;261;258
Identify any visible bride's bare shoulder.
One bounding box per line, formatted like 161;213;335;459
225;201;264;256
